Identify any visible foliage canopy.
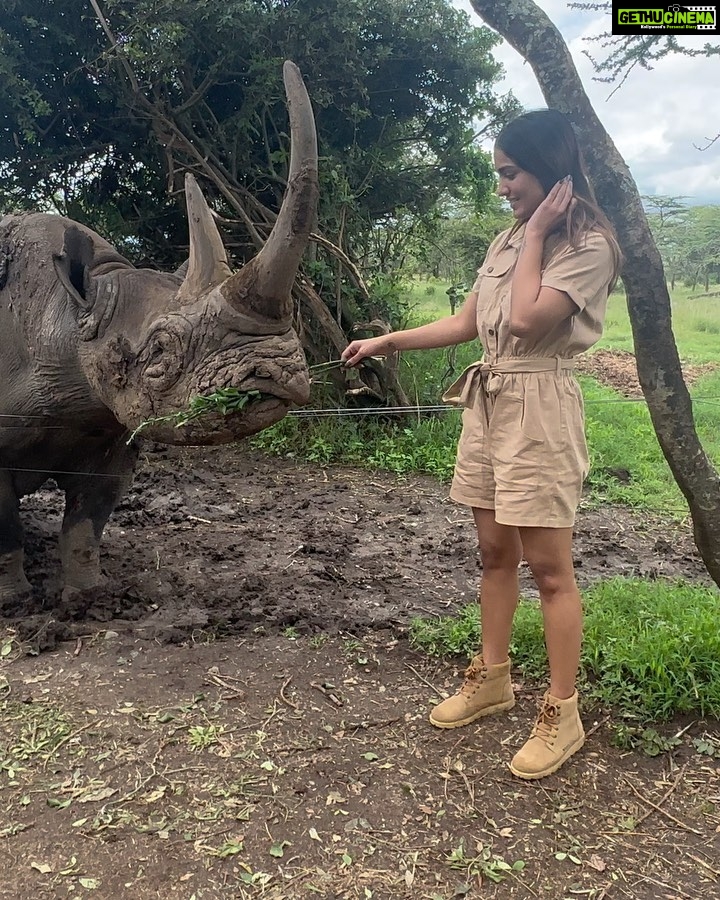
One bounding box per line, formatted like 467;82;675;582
0;0;512;274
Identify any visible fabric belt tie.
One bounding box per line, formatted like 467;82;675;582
442;356;576;420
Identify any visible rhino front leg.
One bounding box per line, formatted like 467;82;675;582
57;439;137;599
0;473;32;600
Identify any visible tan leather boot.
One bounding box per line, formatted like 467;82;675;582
509;690;585;779
429;656;515;728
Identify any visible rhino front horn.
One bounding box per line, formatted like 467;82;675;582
221;60;319;321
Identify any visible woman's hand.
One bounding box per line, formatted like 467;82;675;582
341;334;394;368
526;176;574;240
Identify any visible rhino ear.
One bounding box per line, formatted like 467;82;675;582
53;226;95;311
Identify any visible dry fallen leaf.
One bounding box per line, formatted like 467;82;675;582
30;862;52;874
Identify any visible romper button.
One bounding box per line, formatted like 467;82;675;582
487;265;494;272
488;328;495;336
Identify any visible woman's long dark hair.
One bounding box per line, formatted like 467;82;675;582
496;109;622;280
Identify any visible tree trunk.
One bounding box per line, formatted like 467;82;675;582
470;0;720;586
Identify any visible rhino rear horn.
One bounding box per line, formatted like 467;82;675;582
221;60;319;321
176;175;232;304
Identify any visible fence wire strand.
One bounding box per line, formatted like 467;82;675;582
2;394;720;480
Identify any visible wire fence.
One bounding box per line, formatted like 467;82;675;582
1;394;720;479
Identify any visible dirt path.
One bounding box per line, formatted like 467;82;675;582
1;447;718;898
1;633;719;899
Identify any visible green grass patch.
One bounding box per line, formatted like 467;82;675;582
581;376;680;510
600;289;720;363
252;412;461;479
409;577;720;722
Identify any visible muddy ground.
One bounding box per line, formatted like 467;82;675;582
1;347;719;899
2;444;710;650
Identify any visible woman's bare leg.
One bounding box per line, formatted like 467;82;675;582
518;526;581;699
472;508;523;665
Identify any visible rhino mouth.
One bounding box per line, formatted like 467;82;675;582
151;395;291;446
130;388;295;445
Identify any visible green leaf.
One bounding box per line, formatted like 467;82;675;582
269;840;289;858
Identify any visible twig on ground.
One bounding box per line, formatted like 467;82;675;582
585;714;612;738
626;871;695;899
685;851;720;878
204;668;246;698
310;681;344;707
627;765;702;834
279;675;298;709
347;717;403;732
405;663;443;695
43;720;97;770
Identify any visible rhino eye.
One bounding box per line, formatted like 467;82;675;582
143;330;184;387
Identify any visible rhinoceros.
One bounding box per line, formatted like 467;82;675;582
0;61;318;602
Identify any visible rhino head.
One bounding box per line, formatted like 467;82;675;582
53;61;317;445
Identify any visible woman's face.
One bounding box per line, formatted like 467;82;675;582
494;147;547;223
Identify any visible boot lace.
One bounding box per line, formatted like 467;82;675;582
458;659;487;696
530;700;560;747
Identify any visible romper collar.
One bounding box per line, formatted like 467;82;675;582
505;222;526;249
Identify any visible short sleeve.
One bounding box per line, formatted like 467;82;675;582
541;231;615;311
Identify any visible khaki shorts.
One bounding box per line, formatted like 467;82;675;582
449;372;589;528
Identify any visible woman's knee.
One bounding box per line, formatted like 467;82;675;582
479;537;522;572
525;555;576;598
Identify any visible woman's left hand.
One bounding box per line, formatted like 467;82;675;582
526;176;574;239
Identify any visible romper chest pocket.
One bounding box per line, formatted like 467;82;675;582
477;257;514;280
475;257;515;341
475;257;514;305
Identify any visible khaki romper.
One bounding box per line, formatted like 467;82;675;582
447;223;615;528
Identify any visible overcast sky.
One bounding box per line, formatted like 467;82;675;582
454;0;720;205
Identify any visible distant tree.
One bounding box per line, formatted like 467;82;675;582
469;0;720;588
684;206;720;291
643;196;689;291
409;195;512;285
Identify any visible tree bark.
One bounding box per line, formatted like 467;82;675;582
470;0;720;586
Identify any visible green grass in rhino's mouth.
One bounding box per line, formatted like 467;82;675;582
127;388;268;442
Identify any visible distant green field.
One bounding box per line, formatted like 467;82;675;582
404;277;720;364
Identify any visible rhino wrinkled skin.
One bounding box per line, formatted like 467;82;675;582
0;61;318;601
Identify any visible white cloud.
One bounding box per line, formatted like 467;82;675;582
455;0;720;204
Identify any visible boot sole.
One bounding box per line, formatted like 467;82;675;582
509;733;586;780
429;697;515;729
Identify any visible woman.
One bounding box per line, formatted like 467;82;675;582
341;109;621;779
